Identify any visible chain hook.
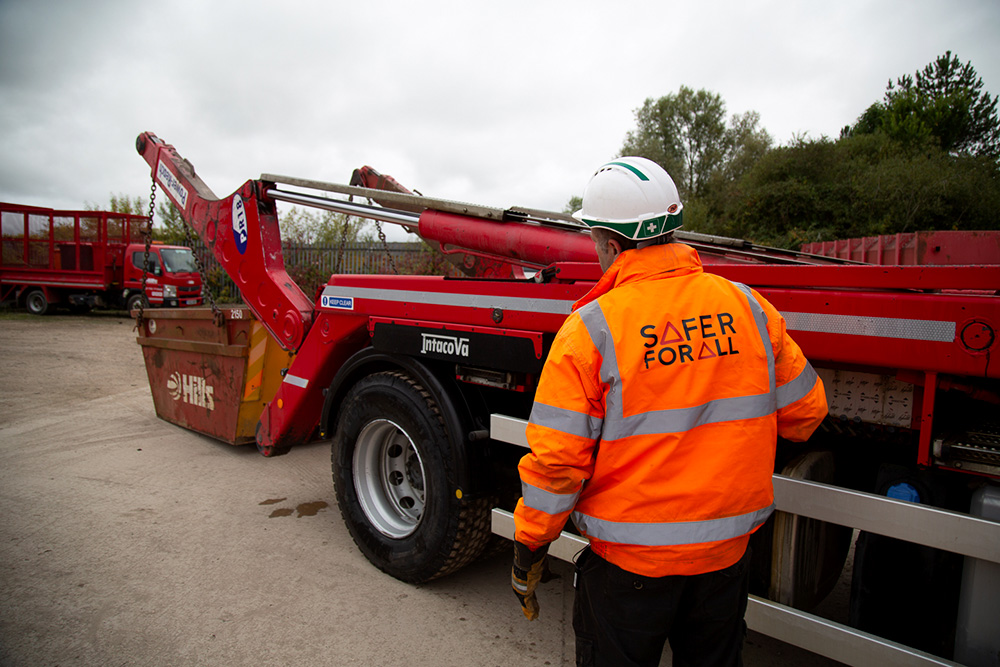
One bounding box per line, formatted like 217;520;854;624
133;180;156;332
366;196;398;275
181;210;225;327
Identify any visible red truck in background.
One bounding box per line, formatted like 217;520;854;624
0;202;203;314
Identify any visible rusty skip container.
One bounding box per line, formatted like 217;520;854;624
137;306;294;445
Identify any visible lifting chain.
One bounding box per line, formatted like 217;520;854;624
182;214;224;327
364;192;398;275
374;217;398;275
133;179;156;332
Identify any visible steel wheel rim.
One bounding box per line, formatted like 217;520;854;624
353;419;426;539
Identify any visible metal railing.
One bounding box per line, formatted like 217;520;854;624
488;414;999;667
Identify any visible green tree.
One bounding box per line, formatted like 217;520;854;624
846;51;1000;159
156;201;187;244
86;193;148;215
621;87;772;201
730;132;1000;247
562;196;582;216
279;207;373;245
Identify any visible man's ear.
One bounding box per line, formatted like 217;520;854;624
606;237;623;262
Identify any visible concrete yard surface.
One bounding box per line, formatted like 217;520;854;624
0;313;842;666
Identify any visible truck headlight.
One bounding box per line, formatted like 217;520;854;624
163;285;177;298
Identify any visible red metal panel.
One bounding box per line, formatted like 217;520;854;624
318;273;590;334
313;268;998;381
755;286;998;379
256;310;370;454
802;231;1000;266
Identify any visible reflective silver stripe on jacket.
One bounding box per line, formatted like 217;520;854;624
572;503;776;546
521;482;581;515
778;362;818;408
735;282;777;395
527;401;603;442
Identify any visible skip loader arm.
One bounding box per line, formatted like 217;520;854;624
134;132;597;457
135;132;314;351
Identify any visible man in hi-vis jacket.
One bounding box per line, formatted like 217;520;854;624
511;157;828;667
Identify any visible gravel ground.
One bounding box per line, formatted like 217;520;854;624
0;311;843;666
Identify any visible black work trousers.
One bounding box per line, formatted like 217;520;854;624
572;546;750;667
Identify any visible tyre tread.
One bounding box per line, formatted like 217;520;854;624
332;370;493;583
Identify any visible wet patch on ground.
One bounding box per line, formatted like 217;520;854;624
264;499;329;518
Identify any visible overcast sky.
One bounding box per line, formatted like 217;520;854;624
2;0;998;241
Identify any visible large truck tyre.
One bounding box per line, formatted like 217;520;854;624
332;371;492;583
24;289;49;315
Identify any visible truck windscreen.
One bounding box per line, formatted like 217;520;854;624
160;248;198;274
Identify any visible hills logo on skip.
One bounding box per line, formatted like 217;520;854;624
167;372;215;410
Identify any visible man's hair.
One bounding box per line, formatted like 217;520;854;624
591;226;674;251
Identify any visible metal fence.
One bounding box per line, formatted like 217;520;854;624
280;242;421;275
192;241;439;303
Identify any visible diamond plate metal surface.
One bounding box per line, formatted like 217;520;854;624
782;312;956;343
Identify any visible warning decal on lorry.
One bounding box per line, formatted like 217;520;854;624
321;294;354;310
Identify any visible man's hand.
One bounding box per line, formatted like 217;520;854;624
511;541;549;621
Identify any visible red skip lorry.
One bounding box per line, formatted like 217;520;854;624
0;202;203;314
134;133;1000;667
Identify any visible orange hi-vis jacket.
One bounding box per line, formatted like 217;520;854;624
514;243;828;577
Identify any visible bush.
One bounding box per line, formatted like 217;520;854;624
396;242;463;276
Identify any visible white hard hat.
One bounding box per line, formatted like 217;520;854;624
573;157;683;240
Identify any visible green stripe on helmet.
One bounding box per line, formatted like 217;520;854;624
582;218;640;239
584;209;683;240
605;161;649;181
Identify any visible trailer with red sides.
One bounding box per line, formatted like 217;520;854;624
134;132;1000;667
0;202;203;314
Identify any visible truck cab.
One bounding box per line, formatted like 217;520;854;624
123;242;203;310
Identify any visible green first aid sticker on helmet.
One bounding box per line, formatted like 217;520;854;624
638;208;684;238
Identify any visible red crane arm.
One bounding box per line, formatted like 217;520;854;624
136;132;313;351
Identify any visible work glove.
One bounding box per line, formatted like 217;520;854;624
511;541;549;621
